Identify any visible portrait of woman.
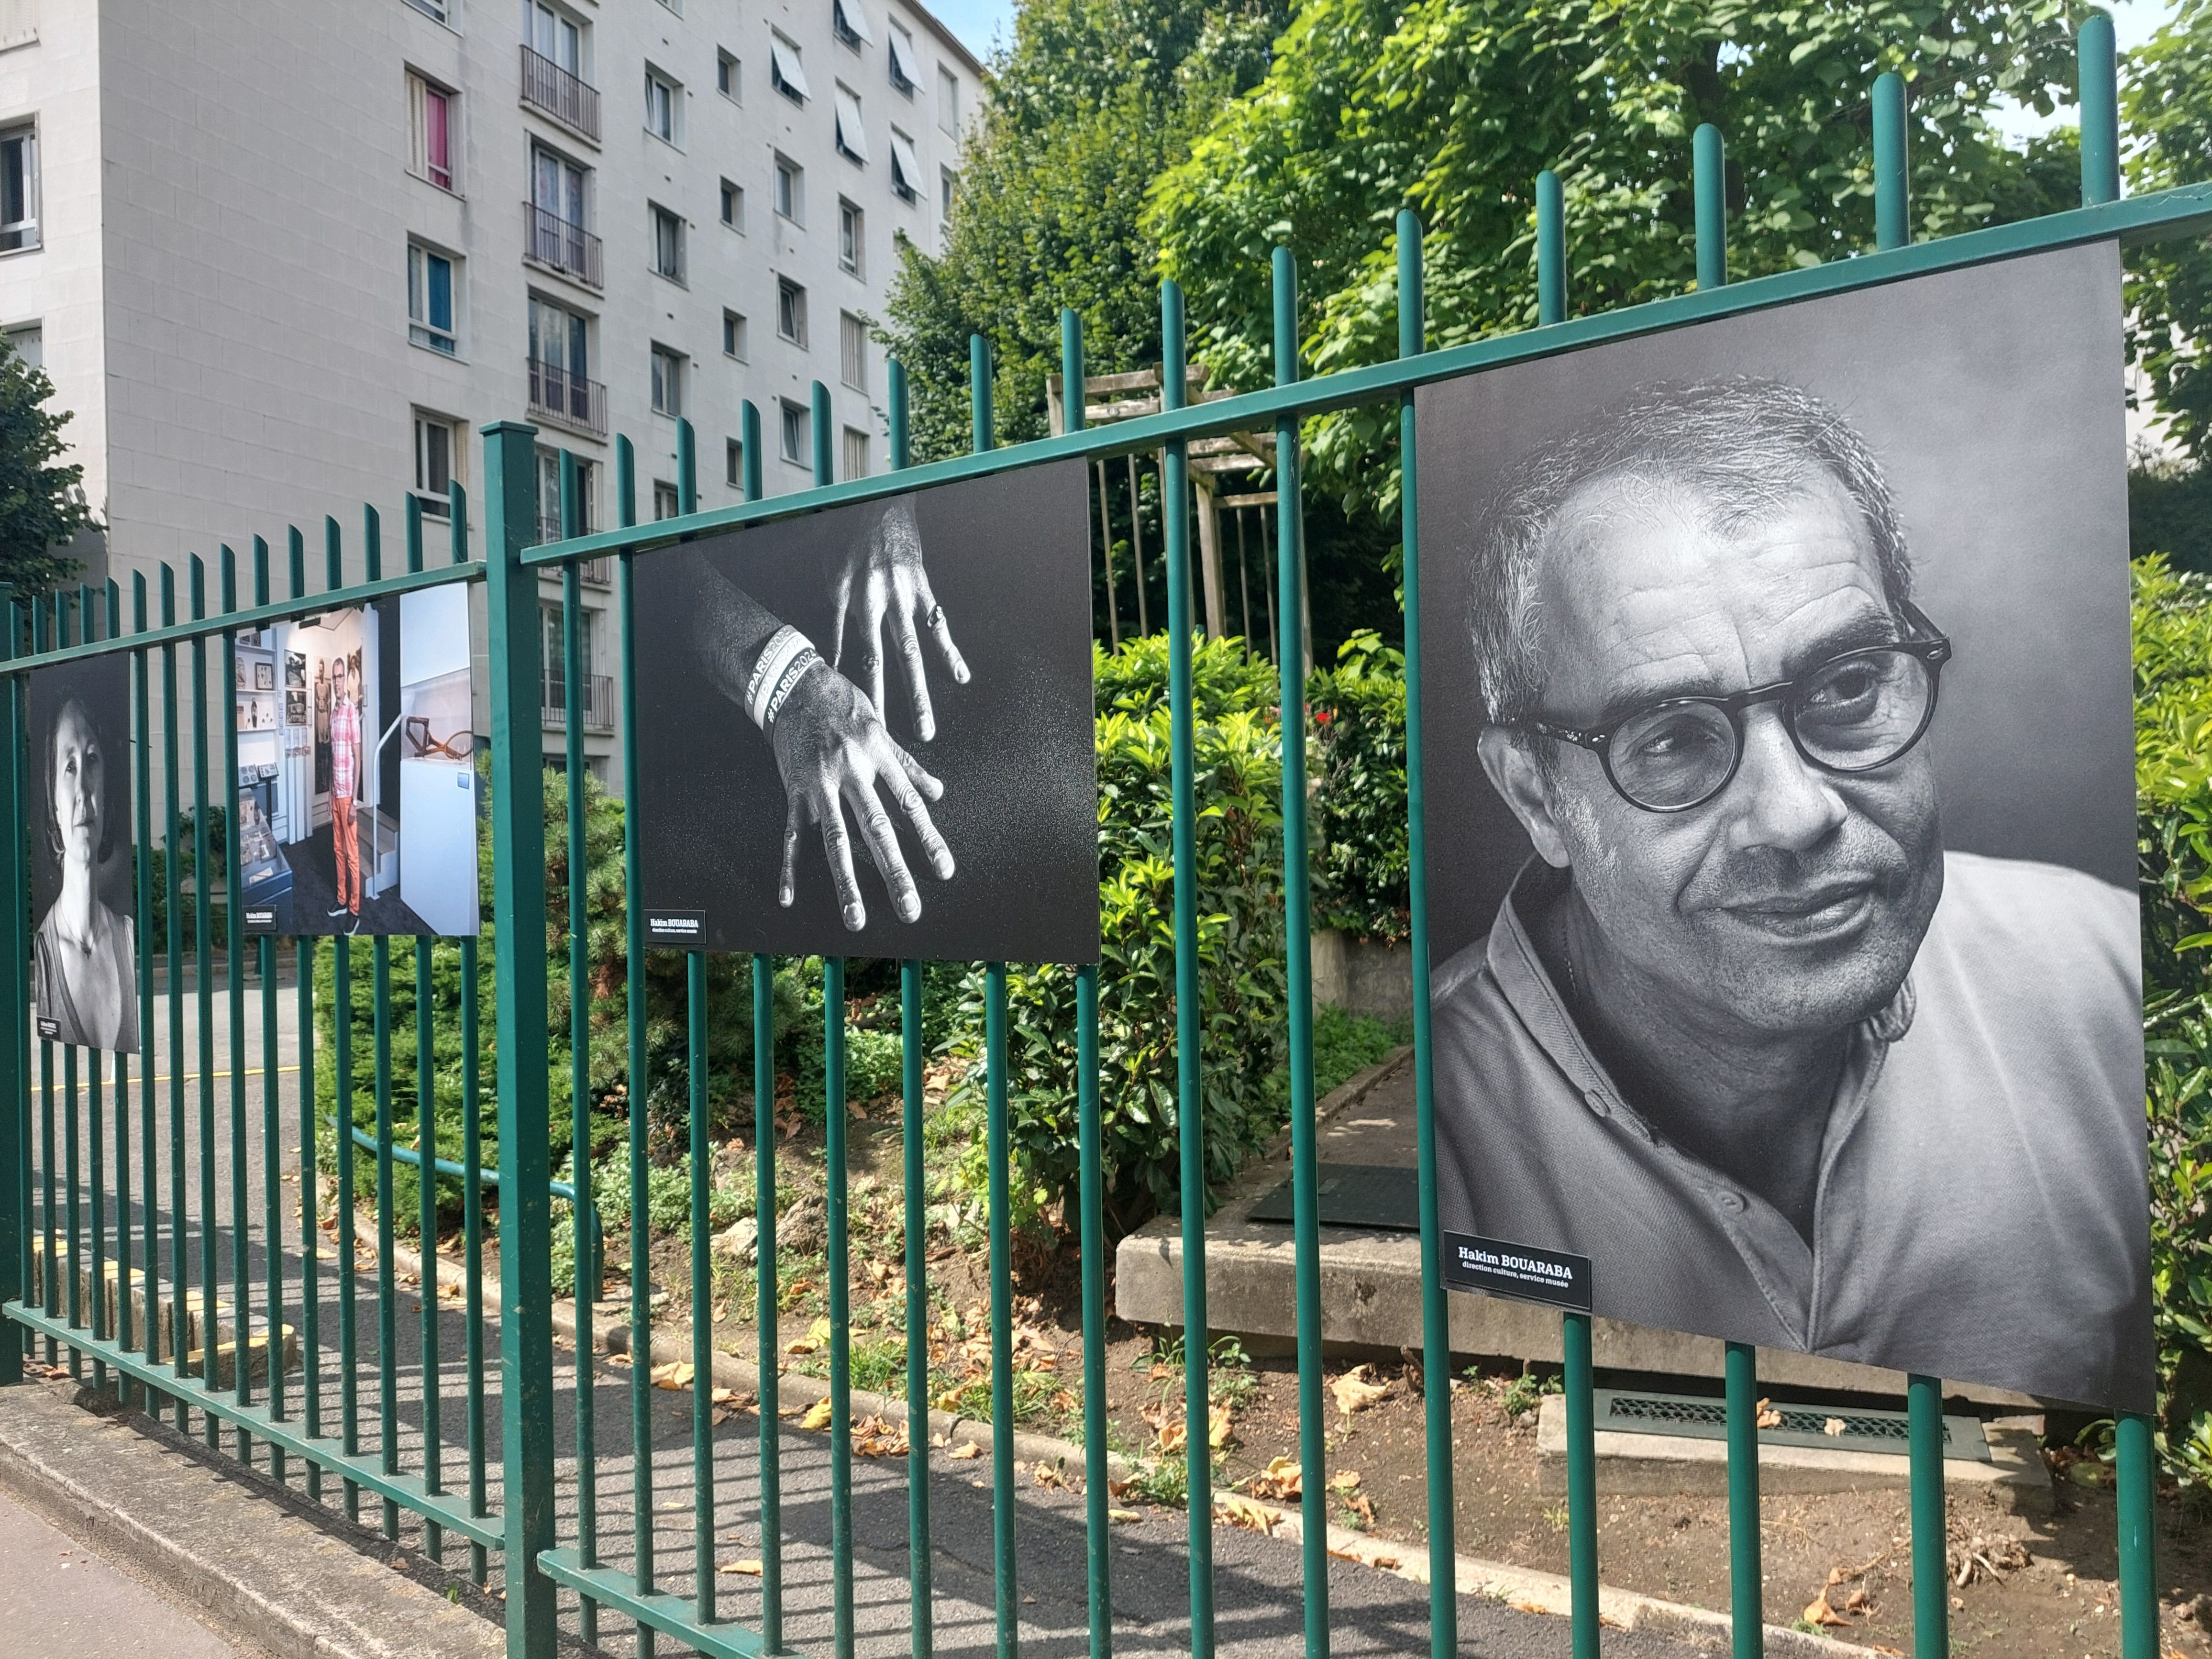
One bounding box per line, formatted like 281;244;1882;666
30;657;139;1054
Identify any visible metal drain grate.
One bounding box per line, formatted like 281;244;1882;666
1593;1388;1991;1462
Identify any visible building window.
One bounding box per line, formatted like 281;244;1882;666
529;144;598;285
887;22;919;93
717;50;741;102
0;125;36;254
777;278;807;347
834;86;869;165
769;33;809;104
525;1;585;75
651;204;685;282
838;199;863;276
726;437;745;489
842;426;869;481
2;323;40;368
654;481;681;520
940;166;957;224
840;312;868;391
651;345;685;417
407;243;459;354
537;450;599;542
833;0;873;49
414;412;461;518
405;0;449;22
528;297;601;433
773;154;803;224
779;399;811;467
889;130;920;204
541;601;597;714
937;64;960;134
408;75;457;192
722;310;748;360
720;178;745;231
644;67;681;145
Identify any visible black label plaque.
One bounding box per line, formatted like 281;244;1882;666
645;908;708;947
1441;1231;1593;1312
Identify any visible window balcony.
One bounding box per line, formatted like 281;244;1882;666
520;44;600;144
577;557;612;587
542;672;615;733
527;357;608;439
523;202;603;289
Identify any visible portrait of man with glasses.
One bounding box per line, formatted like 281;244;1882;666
1423;352;2149;1412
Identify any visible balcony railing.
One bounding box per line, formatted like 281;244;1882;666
542;672;615;733
526;357;608;438
577;557;612;586
523;202;603;289
520;44;600;143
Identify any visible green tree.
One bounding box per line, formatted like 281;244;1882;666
2124;0;2212;465
0;333;94;593
1148;0;2092;524
877;0;1284;461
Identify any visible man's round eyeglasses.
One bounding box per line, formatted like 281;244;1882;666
1524;601;1952;814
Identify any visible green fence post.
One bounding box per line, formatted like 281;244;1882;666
221;546;251;1448
1908;1374;1948;1655
0;586;20;1389
484;419;560;1659
1062;303;1113;1659
1396;208;1458;1659
190;554;217;1439
1694;124;1728;290
131;572;154;1409
1872;72;1909;252
1161;276;1216;1659
2079;10;2119;208
688;950;717;1630
1271;242;1329;1659
2118;1409;2157;1659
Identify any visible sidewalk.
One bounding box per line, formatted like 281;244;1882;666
0;1480;255;1659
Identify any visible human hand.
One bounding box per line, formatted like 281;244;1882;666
829;498;969;740
768;659;955;929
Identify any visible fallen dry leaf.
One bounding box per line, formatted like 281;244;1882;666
1755;1397;1782;1430
1823;1417;1848;1438
798;1398;834;1432
709;1386;740;1406
1215;1493;1276;1534
853;1415;909;1457
1801;1590;1850;1628
1507;1598;1548;1615
1340;1492;1377;1527
1108;1507;1142;1524
1033;1461;1067;1490
1247;1456;1301;1501
650;1361;695;1392
719;1559;763;1576
608;1353;634;1368
948;1440;983;1460
786;1317;833;1357
1331;1365;1389;1417
1331;1470;1362;1493
1208;1404;1236;1450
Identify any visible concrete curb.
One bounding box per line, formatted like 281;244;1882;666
0;1375;505;1659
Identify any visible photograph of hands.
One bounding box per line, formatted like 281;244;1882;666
634;460;1099;963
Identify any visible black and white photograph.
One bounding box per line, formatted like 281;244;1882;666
29;654;140;1054
633;461;1098;962
1416;242;2150;1411
235;583;480;938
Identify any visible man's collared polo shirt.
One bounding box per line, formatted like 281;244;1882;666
1433;849;2151;1410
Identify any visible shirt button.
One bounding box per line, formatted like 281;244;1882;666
1716;1190;1745;1213
1581;1089;1610;1118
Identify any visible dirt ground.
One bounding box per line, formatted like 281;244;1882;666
579;1110;2212;1659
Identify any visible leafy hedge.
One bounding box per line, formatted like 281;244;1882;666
1310;630;1410;943
936;633;1287;1239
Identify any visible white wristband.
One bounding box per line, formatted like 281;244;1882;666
745;626;819;730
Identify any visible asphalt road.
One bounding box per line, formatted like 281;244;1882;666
0;1482;255;1658
27;966;1724;1658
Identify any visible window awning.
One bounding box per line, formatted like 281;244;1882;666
769;36;810;100
836;87;870;162
834;0;875;46
889;130;920;197
887;24;920;89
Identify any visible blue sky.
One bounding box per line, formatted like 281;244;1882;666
924;0;2179;138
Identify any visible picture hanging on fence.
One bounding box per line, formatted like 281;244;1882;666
234;582;480;938
1415;241;2149;1411
29;653;139;1054
633;460;1099;961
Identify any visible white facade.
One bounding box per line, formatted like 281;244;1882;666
0;0;983;785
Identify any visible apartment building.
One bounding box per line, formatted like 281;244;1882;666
0;0;982;785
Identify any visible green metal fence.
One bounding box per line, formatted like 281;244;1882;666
0;17;2206;1659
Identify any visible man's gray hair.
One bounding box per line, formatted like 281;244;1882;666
1469;376;1913;728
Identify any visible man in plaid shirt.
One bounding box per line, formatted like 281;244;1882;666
328;657;362;931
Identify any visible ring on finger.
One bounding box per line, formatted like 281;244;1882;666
926;602;944;629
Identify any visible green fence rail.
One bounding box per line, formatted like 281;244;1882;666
0;17;2202;1659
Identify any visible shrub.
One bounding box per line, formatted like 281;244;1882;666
937;632;1286;1239
1309;630;1409;943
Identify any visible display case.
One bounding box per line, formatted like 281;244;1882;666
236;785;292;909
